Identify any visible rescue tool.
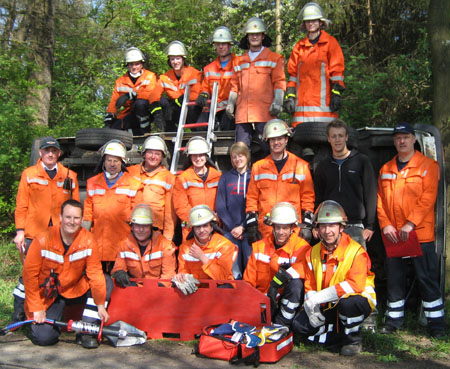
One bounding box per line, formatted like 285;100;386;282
1;319;146;347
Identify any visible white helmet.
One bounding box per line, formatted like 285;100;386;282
267;202;299;225
165;41;187;57
124;47;145;64
263;119;291;140
244;17;267;34
313;200;347;226
130;204;153;225
185;136;210;156
189;205;217;227
143;136;170;158
102;140;127;161
299;2;330;25
211;26;234;43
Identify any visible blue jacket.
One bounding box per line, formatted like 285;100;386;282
215;168;251;232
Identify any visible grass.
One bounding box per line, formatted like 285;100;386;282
1;237;449;363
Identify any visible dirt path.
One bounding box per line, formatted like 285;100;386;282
1;332;449;369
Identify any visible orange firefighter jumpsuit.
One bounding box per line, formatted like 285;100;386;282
84;172;140;262
173;166;222;240
377;150;439;243
129;163;176;240
111;231;176;279
107;69;163;119
200;54;237;112
230;47;286;124
160;66;202;101
246;152;315;238
244;232;310;293
287;30;345;127
15;160;79;240
178;233;237;280
23;226;106;316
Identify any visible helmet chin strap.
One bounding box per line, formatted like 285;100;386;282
103;163;120;180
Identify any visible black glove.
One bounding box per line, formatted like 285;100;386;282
267;284;279;319
112;270;132;288
174;95;184;108
284;87;296;115
330;83;344;112
245;212;261;244
270;264;292;290
196;93;209;108
149;102;165;131
39;270;61;299
300;210;314;243
104;112;115;127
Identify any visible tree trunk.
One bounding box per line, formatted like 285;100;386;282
275;0;282;54
428;0;450;289
23;0;55;126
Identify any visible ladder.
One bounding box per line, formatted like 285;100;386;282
170;82;219;174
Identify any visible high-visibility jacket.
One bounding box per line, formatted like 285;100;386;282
287;31;345;127
230;47;286;124
107;69;163;119
23;226;106;315
130;164;176;240
172;166;222;224
200;54;237;112
15;160;79;239
246;152;315;238
84;172;140;262
304;233;376;310
377;151;439;243
243;233;310;293
111;232;176;279
178;233;237;280
159;66;202;101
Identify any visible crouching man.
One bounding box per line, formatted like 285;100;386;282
172;205;237;295
111;204;176;286
292;200;376;356
244;202;310;327
23;200;113;348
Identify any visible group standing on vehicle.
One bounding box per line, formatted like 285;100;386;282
11;1;446;356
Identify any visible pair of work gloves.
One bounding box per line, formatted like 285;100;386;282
225;89;285;119
171;273;200;295
283;84;345;115
104;91;138;127
303;287;339;328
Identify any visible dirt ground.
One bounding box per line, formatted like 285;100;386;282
1;331;449;369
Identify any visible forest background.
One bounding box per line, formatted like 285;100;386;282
0;0;449;269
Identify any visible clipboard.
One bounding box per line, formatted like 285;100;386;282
381;230;423;258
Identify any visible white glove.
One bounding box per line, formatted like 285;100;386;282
269;89;284;117
184;274;200;294
226;91;238;119
304;298;325;328
172;274;199;295
309;286;338;305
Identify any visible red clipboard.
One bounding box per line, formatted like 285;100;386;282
381;230;423;258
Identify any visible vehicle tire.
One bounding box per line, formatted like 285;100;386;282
29;138;42;166
75;128;133;151
293;122;358;148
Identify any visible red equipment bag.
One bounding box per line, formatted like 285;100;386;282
195;324;293;367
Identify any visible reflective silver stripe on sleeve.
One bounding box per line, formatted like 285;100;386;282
161;82;178;91
88;189;106;196
289;76;298;83
182;254;199;262
330;76;344;81
254;253;270;263
183;181;204;189
120;251;140;261
143;179;172;190
41;250;64;264
223;71;234;77
254;173;277;181
115;188;137;197
255;61;277;68
179;79;198;89
69;249;92;262
339;281;354;294
207;182;219;188
117;87;133;92
144;251;163;261
27;178;48;186
381;173;397;180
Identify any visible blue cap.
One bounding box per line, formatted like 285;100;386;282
39;137;61;150
393;123;414;135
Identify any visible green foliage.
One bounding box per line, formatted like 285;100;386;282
0;240;21;324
